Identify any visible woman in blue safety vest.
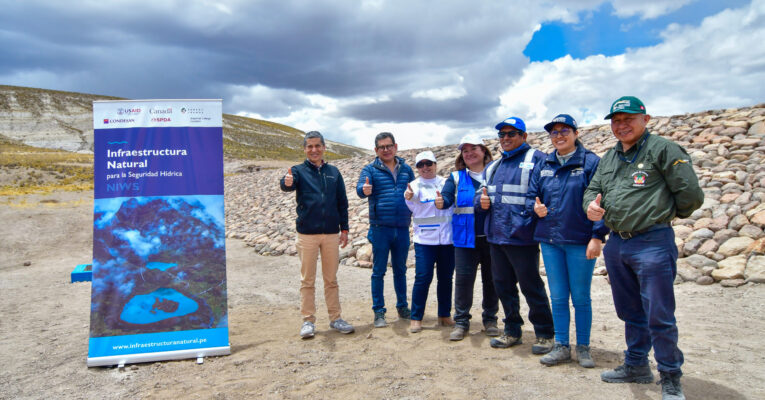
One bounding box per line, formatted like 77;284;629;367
526;114;609;368
437;134;499;341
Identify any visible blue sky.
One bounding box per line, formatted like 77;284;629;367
525;1;751;61
1;0;763;149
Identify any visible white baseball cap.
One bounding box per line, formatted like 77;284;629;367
457;134;485;150
415;150;437;165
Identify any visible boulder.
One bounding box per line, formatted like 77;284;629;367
717;237;754;257
745;255;765;283
720;279;746;288
696;276;715;285
711;255;747;281
356;243;373;262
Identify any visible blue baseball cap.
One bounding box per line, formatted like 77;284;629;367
495;117;526;132
543;114;578;133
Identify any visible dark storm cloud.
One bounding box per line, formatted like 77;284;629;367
0;0;541;124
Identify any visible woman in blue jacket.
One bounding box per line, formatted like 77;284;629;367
437;134;498;341
526;114;609;368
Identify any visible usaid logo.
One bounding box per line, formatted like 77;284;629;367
117;107;141;115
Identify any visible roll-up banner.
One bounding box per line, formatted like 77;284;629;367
88;100;229;367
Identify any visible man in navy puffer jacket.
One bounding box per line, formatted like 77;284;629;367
475;117;555;354
357;132;415;328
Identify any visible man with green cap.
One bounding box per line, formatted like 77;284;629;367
583;96;703;400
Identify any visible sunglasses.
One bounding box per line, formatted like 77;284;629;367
498;130;522;138
549;127;573;138
416;160;434;168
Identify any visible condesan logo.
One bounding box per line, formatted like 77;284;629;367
103;118;135;124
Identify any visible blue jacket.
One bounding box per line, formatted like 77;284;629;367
526;143;609;245
441;169;487;248
280;160;349;234
356;156;415;228
474;143;545;246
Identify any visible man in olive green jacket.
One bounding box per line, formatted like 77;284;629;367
584;96;703;400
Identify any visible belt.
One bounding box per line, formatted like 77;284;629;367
613;222;671;240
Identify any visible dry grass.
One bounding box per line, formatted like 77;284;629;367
0;137;93;195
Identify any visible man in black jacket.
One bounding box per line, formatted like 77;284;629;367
280;131;354;339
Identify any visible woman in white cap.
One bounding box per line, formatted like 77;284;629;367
436;134;498;341
526;114;609;367
404;150;455;333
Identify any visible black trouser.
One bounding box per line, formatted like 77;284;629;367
453;236;498;329
489;243;554;338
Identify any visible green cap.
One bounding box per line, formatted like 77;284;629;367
604;96;646;119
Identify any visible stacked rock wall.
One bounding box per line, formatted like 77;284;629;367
225;104;765;286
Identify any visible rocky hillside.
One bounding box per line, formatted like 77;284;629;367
0;85;368;160
225;104;765;287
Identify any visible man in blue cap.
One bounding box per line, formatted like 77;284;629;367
584;96;703;400
476;116;554;354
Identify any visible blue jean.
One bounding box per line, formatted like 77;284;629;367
603;227;683;373
454;236;498;329
540;242;596;346
489;244;554;338
369;225;410;313
411;244;455;321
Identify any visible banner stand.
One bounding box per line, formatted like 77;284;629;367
88;100;229;367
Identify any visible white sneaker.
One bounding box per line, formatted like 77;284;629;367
300;321;315;339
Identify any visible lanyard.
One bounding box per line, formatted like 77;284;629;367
617;133;649;164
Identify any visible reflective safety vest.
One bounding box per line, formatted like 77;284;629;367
452;169;478;248
485;149;535;206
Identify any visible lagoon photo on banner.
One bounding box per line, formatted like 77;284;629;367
88;100;229;366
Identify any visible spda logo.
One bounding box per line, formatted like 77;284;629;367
151;117;171;122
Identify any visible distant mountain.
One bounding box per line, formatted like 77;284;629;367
0;85;369;160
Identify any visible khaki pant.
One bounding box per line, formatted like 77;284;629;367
296;233;341;323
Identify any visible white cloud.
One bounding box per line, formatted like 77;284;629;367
498;0;765;132
610;0;695;19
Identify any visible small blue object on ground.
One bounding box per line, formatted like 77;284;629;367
71;263;93;282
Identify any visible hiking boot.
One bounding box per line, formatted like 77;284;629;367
490;334;522;349
409;320;423;333
438;317;455;327
539;343;571;366
532;337;554;355
329;318;355;334
484;321;500;337
397;306;411;320
658;372;685;400
373;311;387;328
601;363;654;384
449;326;467;341
300;321;315;339
576;345;595;368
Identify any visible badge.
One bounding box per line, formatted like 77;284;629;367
541;170;554;177
631;170;648;187
519;162;534;169
637;163;644;168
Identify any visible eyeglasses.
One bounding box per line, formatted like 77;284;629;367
498;130;522;138
416;160;434;168
376;144;395;151
549;127;573;138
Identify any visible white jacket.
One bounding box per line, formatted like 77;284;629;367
405;176;454;245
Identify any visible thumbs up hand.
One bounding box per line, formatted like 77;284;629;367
480;187;491;210
284;168;294;187
404;183;414;200
587;193;605;221
534;197;548;218
434;190;444;209
362;176;373;196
